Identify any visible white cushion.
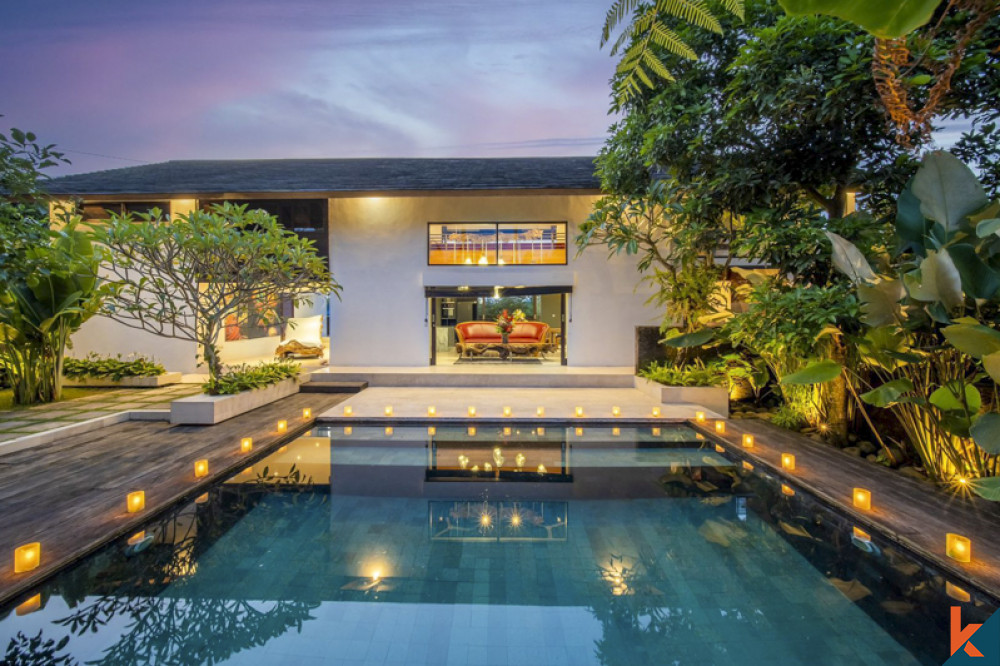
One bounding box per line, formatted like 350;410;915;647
283;315;323;346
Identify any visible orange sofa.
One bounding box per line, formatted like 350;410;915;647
455;321;550;357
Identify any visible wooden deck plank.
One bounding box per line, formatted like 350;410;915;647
696;418;1000;599
0;392;345;606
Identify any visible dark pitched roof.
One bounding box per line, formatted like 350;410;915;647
46;157;600;196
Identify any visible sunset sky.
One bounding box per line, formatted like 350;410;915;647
1;0;617;175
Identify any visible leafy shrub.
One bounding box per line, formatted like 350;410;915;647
63;353;165;381
203;361;301;396
770;405;807;431
640;359;726;387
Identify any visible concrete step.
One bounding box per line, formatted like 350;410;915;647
308;368;637;389
300;381;369;394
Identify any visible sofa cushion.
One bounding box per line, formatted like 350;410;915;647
510;322;548;342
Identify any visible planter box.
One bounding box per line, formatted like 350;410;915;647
170;378;299;425
634;376;729;417
64;372;183;388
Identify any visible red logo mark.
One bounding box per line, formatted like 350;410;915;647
953;606;985;657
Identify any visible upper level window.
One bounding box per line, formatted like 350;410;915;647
428;222;567;266
79;201;168;221
201;199;329;259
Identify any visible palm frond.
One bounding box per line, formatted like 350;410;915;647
655;0;722;34
648;23;697;60
602;0;640;45
717;0;745;20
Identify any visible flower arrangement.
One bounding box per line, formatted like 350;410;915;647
495;309;526;337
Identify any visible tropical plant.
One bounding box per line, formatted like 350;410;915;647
63;353;165;381
203;360;301;396
601;0;745;102
639;358;727;387
822;151;1000;487
94;203;340;383
769;404;808;430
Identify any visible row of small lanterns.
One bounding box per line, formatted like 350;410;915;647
13;406;315;576
346;405;664;418
699;412;973;565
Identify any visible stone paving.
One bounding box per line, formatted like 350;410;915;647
0;384;201;443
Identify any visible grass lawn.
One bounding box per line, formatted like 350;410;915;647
0;387;117;411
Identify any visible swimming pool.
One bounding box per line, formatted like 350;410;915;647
0;425;993;665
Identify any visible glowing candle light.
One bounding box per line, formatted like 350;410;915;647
428;426;437;436
853;526;871;542
695;411;707;423
853;488;872;511
195;493;209;504
742;461;754;471
651;406;661;418
277;420;287;434
947;533;972;563
384;426;394;437
536;427;546;436
344;426;353;436
537;464;547;475
781;484;795;496
503;406;512;417
194;459;208;478
536;406;545;417
612;427;621;437
611;406;621;417
468;426;477;436
946;581;971;602
427;405;436;417
503;427;512;436
302;408;312;419
575;406;584;417
715;444;725;453
384;405;393;417
126;491;145;513
468;406;477;417
652;427;661;436
343;405;353;416
127;531;146;546
241;437;253;453
575;427;584;437
742;434;755;448
715;421;726;434
782;453;795;471
15;594;41;616
14;543;40;573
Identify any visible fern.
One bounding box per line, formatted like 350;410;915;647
602;0;744;103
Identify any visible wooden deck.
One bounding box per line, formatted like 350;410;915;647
697;418;1000;600
0;392;345;606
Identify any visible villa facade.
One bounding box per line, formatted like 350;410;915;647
48;157;656;373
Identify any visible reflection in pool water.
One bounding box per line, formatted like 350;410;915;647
0;425;994;665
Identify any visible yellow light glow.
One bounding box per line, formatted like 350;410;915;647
652;407;661;418
781;484;795;496
468;426;477;436
428;426;437;436
480;512;492;527
742;461;754;471
478;255;488;265
484;462;493;472
503;427;512;436
241;437;253;453
652;427;661;436
537;464;547;474
742;434;754;448
127;531;146;546
612;427;621;436
195;493;209;504
853;488;872;511
695;411;706;423
303;408;312;419
536;427;545;435
947;533;972;563
575;406;584;417
427;405;436;416
515;453;526;467
127;491;145;513
468;406;477;417
14;542;40;573
575;427;584;437
242;467;253;476
277;420;287;433
344;405;353;416
372;570;381;582
384;405;393;417
384;426;393;436
458;455;469;469
194;459;208;478
947;581;971;602
853;526;871;542
510;513;522;527
715;421;726;434
536;406;545;417
501;406;512;418
612;406;621;417
15;594;41;616
344;426;353;436
782;453;795;471
715;444;725;453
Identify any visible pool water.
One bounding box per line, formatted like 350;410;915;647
0;425;993;665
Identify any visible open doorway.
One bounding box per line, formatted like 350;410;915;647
427;286;569;365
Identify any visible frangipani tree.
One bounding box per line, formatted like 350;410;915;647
95;203;340;382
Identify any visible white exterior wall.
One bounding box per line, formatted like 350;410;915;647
328;193;656;366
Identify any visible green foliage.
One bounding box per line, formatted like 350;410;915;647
776;0;939;38
602;0;745;102
770;404;808;430
63;353;165;381
95;203;341;382
639;359;726;387
780;360;843;385
203;361;301;396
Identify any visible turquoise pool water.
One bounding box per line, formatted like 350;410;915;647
0;425;993;665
